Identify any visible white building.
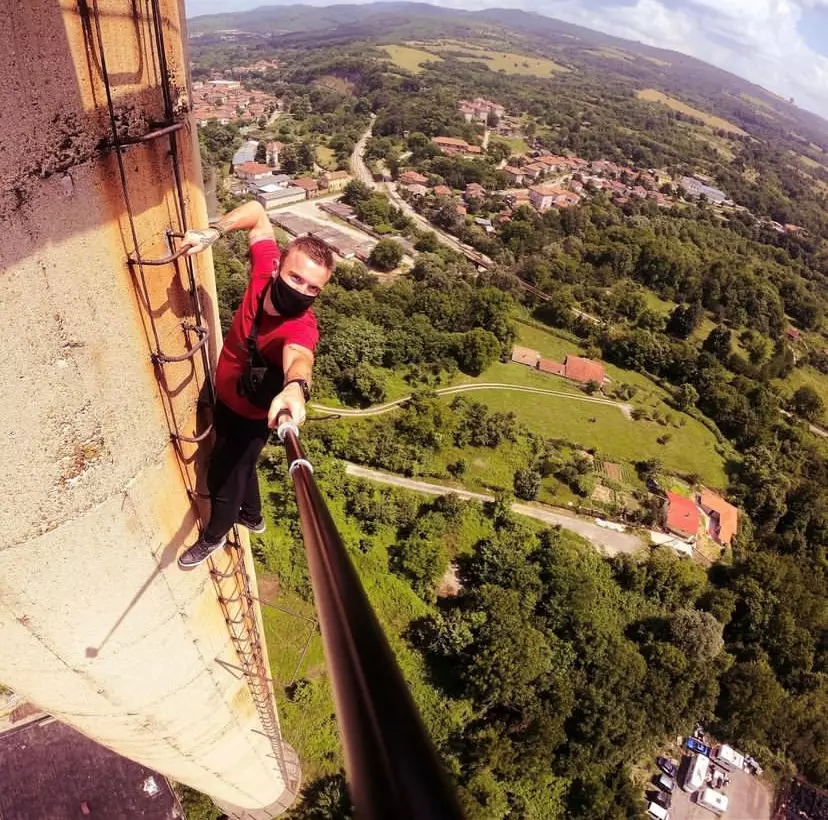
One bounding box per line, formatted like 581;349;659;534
256;187;307;210
528;184;581;212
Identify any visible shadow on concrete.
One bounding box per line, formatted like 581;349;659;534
84;506;198;659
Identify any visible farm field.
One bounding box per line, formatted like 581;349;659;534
315;144;337;170
413;40;569;76
380;43;442;73
451;386;726;487
777;364;828;426
492;134;531;155
637;88;749;136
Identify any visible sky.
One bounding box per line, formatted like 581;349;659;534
185;0;828;118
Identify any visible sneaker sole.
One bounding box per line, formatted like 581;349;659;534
237;520;266;534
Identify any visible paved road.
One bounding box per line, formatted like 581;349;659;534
311;382;633;419
344;464;645;555
352;118;602;324
779;408;828;438
351;116;376;188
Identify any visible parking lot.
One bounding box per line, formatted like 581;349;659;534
652;755;772;820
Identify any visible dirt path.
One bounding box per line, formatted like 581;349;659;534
344;464;645;555
311;382;633;419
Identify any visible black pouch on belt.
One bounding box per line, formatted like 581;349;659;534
237;289;285;409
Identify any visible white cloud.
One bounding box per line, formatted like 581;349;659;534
185;0;828;117
515;0;828;116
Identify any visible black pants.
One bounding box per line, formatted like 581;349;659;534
205;401;270;541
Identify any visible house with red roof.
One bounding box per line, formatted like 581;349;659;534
538;358;566;376
665;492;700;541
464;183;486;201
266;140;284;166
399;170;428;187
432;184;452;197
235;161;273;181
698;489;739;546
529;184;581;213
503;166;525;186
432;136;471;155
293;177;319;198
563;355;605;385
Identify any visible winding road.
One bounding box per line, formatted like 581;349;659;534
344;464;645;556
311;382;633;419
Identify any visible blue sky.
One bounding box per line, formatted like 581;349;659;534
185;0;828;118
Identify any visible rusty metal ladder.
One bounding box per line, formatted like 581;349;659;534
83;0;294;792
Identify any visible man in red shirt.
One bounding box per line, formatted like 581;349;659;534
177;200;334;568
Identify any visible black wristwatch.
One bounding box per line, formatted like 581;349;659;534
284;378;311;402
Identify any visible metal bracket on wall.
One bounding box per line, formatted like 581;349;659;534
150;323;209;365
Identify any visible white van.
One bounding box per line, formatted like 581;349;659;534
683;753;709;792
713;743;745;771
646;801;669;820
698;787;729;814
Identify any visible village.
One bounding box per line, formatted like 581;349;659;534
191;76;282;126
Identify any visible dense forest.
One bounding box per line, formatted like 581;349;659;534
190;9;828;818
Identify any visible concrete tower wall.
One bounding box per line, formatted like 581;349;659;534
0;1;294;812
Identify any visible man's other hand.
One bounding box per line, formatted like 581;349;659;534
180;228;221;256
268;382;307;429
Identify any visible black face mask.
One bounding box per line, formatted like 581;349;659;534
270;272;316;318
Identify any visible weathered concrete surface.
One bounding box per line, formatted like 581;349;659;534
0;1;293;812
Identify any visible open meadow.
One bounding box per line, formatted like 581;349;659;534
637;88;749;135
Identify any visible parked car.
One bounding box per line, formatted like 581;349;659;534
657;774;676;793
654;790;673;809
646;801;669;820
657;757;678;778
686;737;712;756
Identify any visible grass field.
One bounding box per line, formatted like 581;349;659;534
637;89;749;136
491;135;531;156
586;47;633;62
380;44;442;73
316;145;337;170
418;40;569;76
793;151;828;172
514;320;585;360
677;121;737;161
777;365;828;426
453;385;726;486
740;92;778;114
325;323;727;487
641;290;676;315
510;320;728;485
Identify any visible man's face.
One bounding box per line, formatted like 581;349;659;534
276;248;332;297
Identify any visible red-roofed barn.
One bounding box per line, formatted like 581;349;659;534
564;355;605;385
699;489;739;546
538;358;566;376
665;492;700;540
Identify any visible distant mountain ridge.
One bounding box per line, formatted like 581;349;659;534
187;1;828;143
